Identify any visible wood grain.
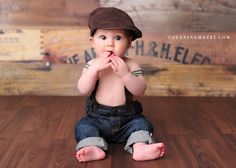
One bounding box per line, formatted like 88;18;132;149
1;28;235;65
0;29;42;61
0;62;235;96
0;0;99;27
143;64;236;96
0;96;236;167
0;0;235;31
0;62;81;95
101;0;236;32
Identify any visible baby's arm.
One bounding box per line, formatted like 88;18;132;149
122;61;146;96
77;59;98;95
78;52;112;95
110;56;146;96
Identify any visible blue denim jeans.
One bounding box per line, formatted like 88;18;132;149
75;100;155;154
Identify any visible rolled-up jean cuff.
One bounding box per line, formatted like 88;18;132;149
124;130;155;154
76;137;108;151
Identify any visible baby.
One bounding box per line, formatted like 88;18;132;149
75;7;165;162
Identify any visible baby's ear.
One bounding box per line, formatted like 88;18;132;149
127;37;133;48
89;37;95;48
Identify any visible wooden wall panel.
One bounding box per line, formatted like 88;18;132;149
1;28;235;65
0;29;42;61
0;0;99;27
0;0;235;31
0;0;236;96
101;0;236;32
0;62;235;96
122;32;235;65
0;62;80;95
42;28;90;64
43;30;235;65
143;64;236;96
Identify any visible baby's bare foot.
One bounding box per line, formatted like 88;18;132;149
76;146;106;162
133;142;165;161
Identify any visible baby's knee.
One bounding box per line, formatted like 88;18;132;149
75;118;89;132
75;117;100;142
130;117;153;132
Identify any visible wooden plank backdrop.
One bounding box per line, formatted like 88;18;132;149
0;0;236;96
0;28;235;64
101;0;236;32
0;29;42;61
0;0;99;27
0;0;236;31
42;30;235;65
0;62;236;96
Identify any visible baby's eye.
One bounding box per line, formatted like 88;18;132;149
99;35;106;40
114;35;122;40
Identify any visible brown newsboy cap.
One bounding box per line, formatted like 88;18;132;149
88;7;142;41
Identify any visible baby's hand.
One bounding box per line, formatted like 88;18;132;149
110;56;129;78
92;51;112;72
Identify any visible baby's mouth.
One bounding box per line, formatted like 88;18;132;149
108;51;114;56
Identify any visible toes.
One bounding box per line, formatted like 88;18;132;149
160;150;165;157
76;150;85;162
157;143;165;151
78;155;84;162
155;143;165;158
76;152;80;159
159;146;165;157
76;155;82;162
157;143;165;148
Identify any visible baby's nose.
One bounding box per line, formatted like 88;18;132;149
106;38;114;47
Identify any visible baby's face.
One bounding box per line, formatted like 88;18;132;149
90;29;132;58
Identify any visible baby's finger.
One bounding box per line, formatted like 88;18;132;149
111;57;119;67
110;62;117;72
116;56;125;66
105;56;112;63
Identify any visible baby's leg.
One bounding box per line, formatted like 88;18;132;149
76;146;106;162
133;142;165;161
75;115;108;162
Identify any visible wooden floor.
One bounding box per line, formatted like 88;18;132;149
0;96;236;168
